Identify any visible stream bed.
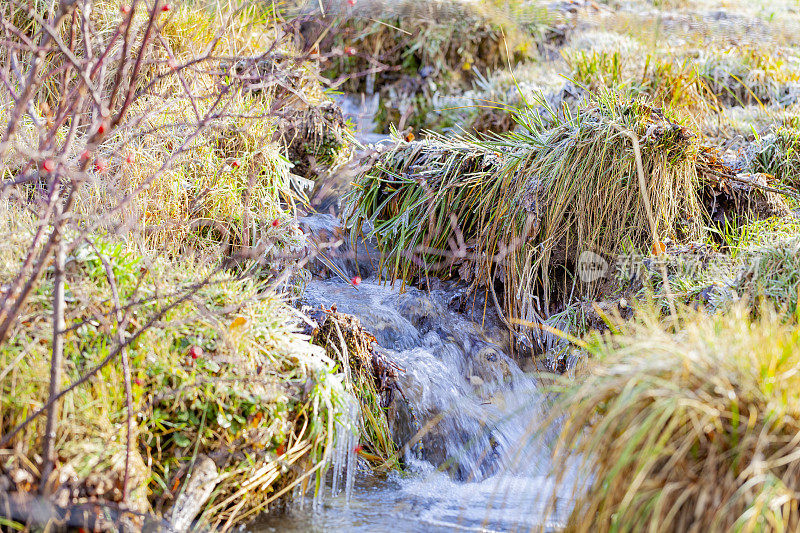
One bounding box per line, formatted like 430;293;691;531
254;278;576;532
255;471;565;532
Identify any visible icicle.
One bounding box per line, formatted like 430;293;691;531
330;411;345;496
293;484;304;512
344;399;359;502
329;393;359;500
325;319;361;503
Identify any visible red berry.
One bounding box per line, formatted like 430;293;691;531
42;159;55;172
97;123;106;135
351;275;361;286
353;444;363;453
80;150;92;161
189;345;202;359
271;218;280;228
161;3;170;11
348;0;356;5
94;158;108;173
345;47;357;57
120;4;130;14
134;378;142;386
125;154;134;164
231;160;240;168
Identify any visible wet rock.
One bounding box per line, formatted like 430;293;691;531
386;396;419;458
395;291;439;330
415;420;470;481
444;284;513;353
169;455;219;533
415;417;502;482
469;345;512;385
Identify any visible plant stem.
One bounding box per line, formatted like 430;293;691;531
40;226;65;494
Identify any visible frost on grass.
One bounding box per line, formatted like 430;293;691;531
0;201;349;527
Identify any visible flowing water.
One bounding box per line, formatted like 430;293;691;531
256;275;576;532
255;96;577;532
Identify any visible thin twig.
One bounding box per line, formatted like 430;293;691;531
40;214;65;494
703;167;800;201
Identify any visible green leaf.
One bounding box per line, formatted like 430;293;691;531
173;433;192;448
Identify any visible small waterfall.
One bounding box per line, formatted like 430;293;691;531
300;272;579;528
261;224;576;532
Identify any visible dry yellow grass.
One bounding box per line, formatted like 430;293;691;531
546;304;800;532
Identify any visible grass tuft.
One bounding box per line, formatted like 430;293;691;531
750;124;800;190
310;0;542;131
736;235;800;319
546;305;800;532
346;92;704;343
313;311;401;471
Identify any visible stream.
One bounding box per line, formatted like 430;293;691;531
256;279;575;532
255;95;576;532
